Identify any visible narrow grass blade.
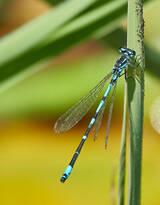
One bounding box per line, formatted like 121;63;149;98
127;0;145;205
118;83;127;205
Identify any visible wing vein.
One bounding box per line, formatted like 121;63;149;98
54;72;112;133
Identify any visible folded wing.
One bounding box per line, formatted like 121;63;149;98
54;72;112;133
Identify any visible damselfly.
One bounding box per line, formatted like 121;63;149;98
54;47;137;183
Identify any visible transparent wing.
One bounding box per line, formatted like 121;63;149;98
92;95;108;141
54;72;112;133
105;82;117;148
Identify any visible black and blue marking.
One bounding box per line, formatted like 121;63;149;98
58;47;136;183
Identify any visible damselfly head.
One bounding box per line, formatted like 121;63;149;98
119;47;136;58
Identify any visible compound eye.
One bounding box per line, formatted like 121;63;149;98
130;51;136;57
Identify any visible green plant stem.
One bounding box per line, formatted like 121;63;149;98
127;0;145;205
118;83;127;205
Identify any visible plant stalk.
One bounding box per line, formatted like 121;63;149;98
118;82;127;205
127;0;145;205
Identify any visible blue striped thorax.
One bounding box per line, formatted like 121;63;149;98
111;47;136;84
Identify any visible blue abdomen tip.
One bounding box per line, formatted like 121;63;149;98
60;165;72;183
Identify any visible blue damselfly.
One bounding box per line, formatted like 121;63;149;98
54;47;137;183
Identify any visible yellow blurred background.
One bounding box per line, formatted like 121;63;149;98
0;1;160;205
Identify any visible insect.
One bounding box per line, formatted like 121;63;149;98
54;47;137;183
